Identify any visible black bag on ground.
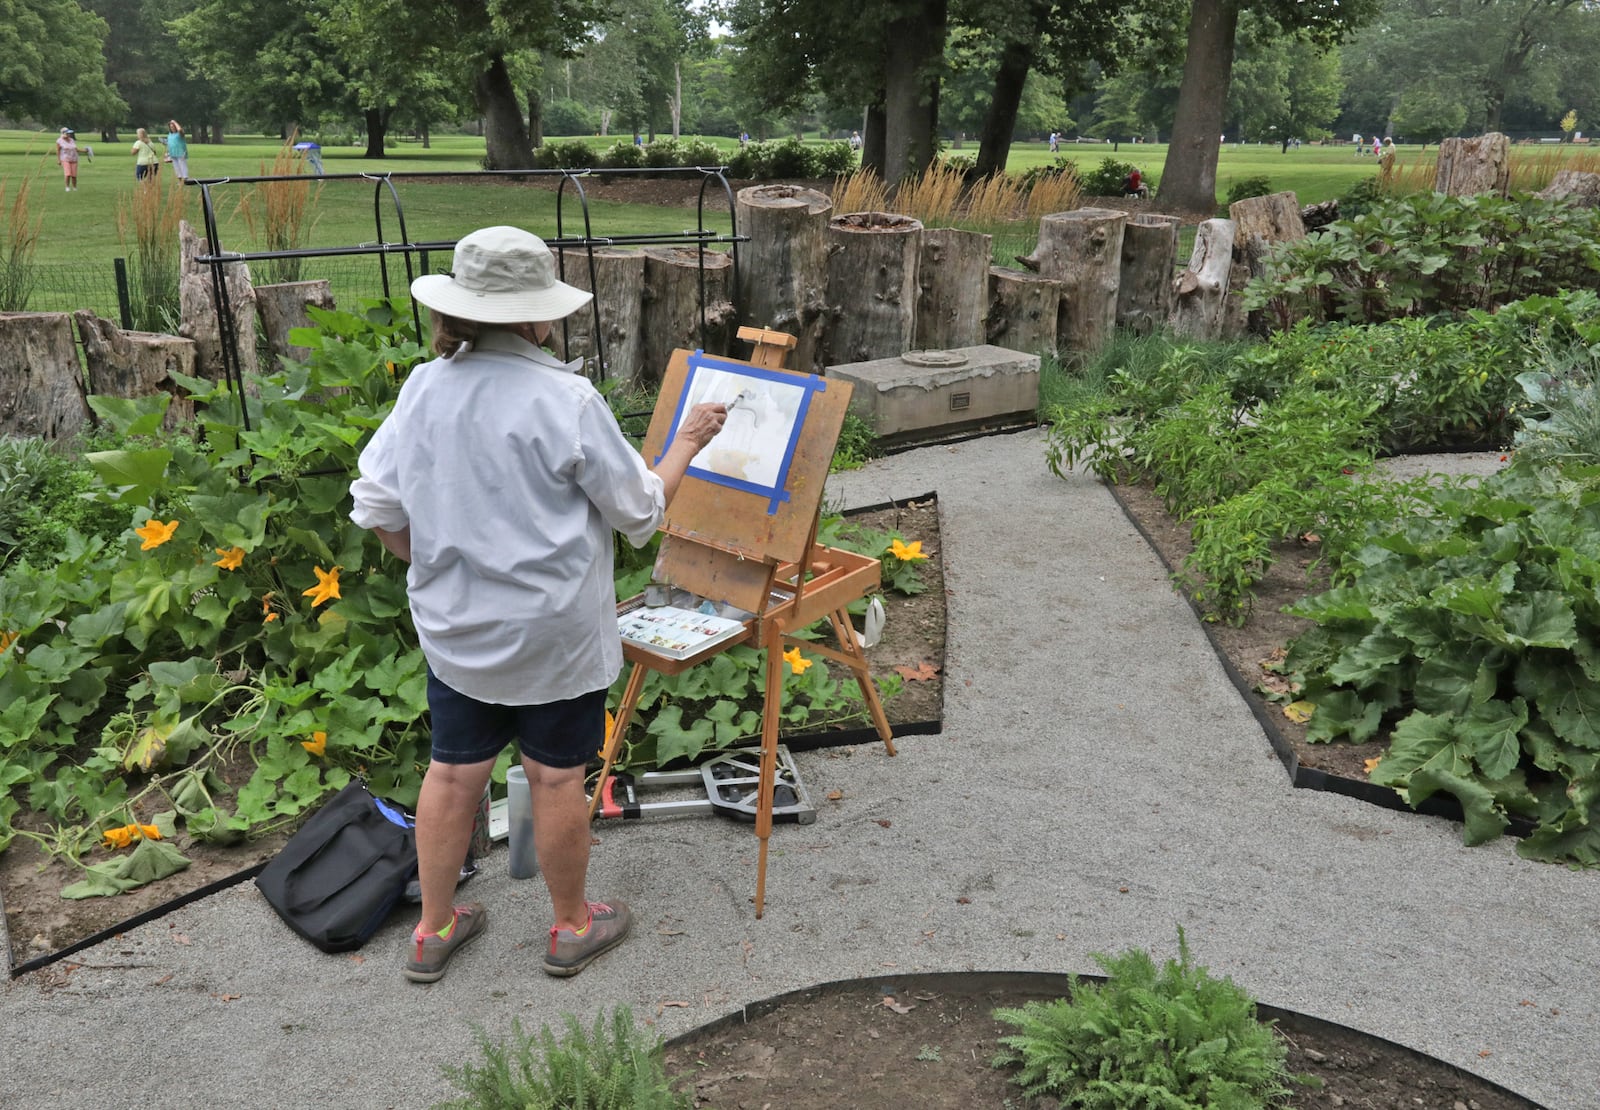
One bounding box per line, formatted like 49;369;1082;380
255;781;418;953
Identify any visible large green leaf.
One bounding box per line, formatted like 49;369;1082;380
1516;658;1600;750
1498;591;1577;650
1413;647;1500;716
1407;767;1508;846
1326;631;1412;687
1456;698;1528;782
85;448;173;503
1304;689;1383;744
1371;710;1462;785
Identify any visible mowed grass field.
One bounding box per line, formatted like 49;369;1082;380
3;127;1590;315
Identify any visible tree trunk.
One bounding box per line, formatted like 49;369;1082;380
1169;217;1235;340
1117;213;1182;335
0;312;88;440
987;267;1060;356
641;248;736;386
915;227;992;350
1435;133;1511;198
1537;170;1600;206
824;212;924;365
178;220;259;386
477;51;534;170
882;0;947;185
256;280;336;368
363;107;386;158
528;85;544;148
1225;191;1304;333
74;312;199;430
975;34;1038;179
1021;208;1126;364
552;248;646;385
861;100;888;179
670;62;682;140
1158;0;1240;214
735;184;833;374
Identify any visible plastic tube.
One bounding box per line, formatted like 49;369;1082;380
504;766;538;879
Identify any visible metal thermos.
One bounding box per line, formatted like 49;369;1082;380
504;765;538;879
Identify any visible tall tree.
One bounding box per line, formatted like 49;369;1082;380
0;0;124;125
1159;0;1376;211
1227;19;1343;149
313;0;463;157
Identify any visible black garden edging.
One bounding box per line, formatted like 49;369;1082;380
1103;480;1535;839
663;970;1550;1110
3;495;946;976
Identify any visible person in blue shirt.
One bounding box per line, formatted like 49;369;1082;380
164;121;189;179
350;226;726;983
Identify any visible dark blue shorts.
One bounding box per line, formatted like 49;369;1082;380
426;667;606;769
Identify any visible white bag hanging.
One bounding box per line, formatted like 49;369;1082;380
854;596;886;650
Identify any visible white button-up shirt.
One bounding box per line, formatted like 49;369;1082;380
349;330;665;705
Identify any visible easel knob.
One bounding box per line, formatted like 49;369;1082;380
737;326;798;370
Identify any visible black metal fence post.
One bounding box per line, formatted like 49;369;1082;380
113;258;134;330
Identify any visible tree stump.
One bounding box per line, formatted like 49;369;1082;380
0;312;89;440
824;211;924;365
735;184;832;373
1435;133;1510;198
1227;191;1305;333
74;312;199;429
1169;218;1235;341
641;247;735;385
1116;213;1181;335
256;280;335;369
1021;208;1126;363
552;248;646;384
179;220;259;386
914;227;992;351
987;267;1061;356
1536;170;1600;207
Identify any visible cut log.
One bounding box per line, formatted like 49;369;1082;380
1021;207;1126;363
824;212;924;365
179;220;259;387
1169;218;1235;341
256;280;335;368
1434;133;1510;198
552;247;646;384
1228;191;1305;334
1536;170;1600;207
735;184;832;373
1116;213;1181;335
1301;199;1340;233
641;247;735;384
914;227;992;351
987;267;1060;356
0;312;88;439
74;312;199;429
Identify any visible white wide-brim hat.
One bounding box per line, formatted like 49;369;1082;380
411;226;592;324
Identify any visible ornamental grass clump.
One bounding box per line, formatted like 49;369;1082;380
117;174;188;332
992;929;1309;1109
438;1007;689;1110
0;170;42;312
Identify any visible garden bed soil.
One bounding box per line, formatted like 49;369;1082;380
663;973;1544;1110
1;499;945;973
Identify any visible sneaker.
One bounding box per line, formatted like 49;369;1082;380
403;902;487;983
543;899;631;977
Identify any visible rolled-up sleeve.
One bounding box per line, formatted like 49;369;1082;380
349;420;410;532
574;394;666;548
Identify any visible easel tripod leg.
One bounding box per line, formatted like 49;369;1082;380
753;629;784;918
827;607;896;756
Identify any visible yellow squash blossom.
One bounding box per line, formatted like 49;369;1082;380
888;539;927;562
135;519;181;550
0;630;17;654
302;565;342;607
302;731;327;757
102;822;162;850
782;646;813;675
261;593;279;622
213;546;246;571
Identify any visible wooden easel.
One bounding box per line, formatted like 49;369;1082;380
592;327;896;917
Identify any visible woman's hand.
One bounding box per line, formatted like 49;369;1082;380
676;402;728;451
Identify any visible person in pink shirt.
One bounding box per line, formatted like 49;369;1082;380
56;128;81;191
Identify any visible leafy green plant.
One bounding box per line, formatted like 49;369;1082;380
437;1007;689;1110
0;435;127;569
1512;340;1600;468
831;411;880;471
1225;175;1274;206
992;928;1308;1108
1079;158;1146;197
1336;175;1382;219
1284;458;1600;864
1244;192;1600;327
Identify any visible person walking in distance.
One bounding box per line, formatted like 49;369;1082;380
165;121;190;180
56;128;80;191
131;128;162;181
349;226;728;983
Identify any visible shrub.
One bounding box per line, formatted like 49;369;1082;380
642;138;683;169
1079;157;1144;196
993;928;1306;1108
438;1008;689;1110
1336;175;1382;219
764;136;813;178
677;138;723;168
534;139;599;171
0;435;126;568
1015;158;1080;192
543;97;596;138
809;140;857;176
1225;175;1274;205
941;153;977;178
598;140;646;170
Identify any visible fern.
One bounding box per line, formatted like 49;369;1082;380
992;928;1312;1108
437;1007;689;1110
